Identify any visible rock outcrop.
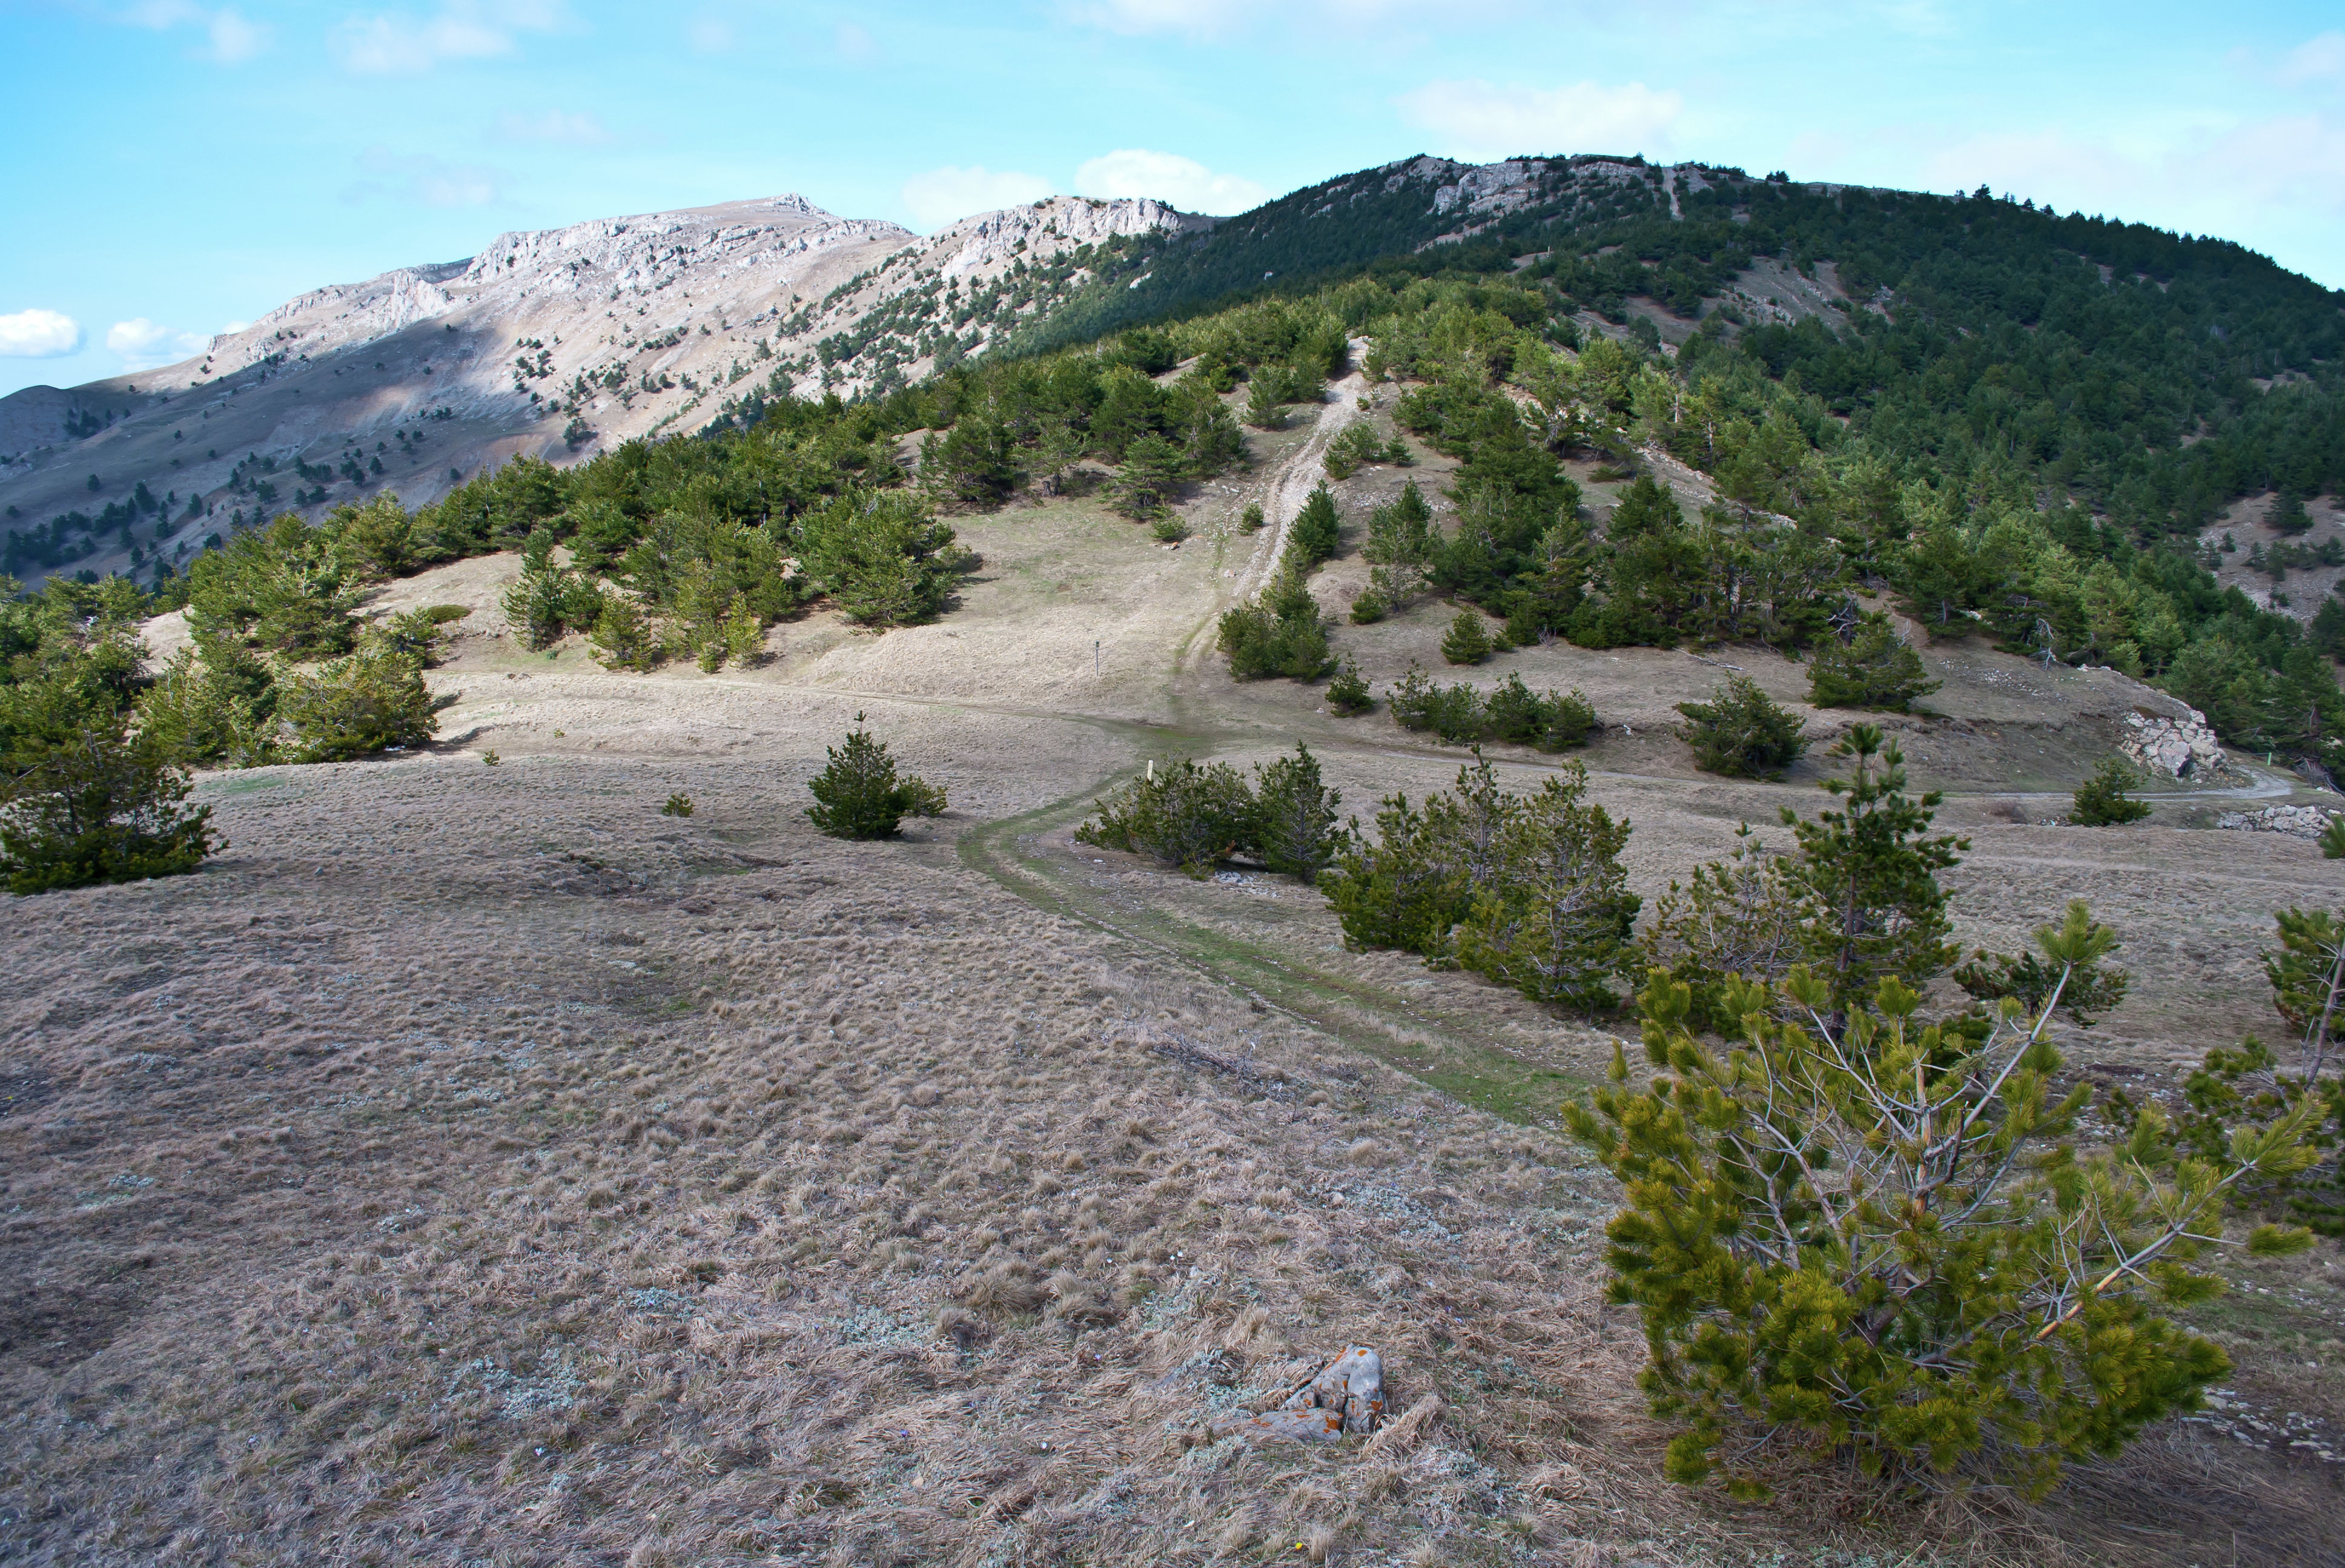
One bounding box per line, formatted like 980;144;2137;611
2215;804;2342;839
2121;707;2235;781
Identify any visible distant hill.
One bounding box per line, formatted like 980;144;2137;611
0;191;1206;581
6;152;2341;596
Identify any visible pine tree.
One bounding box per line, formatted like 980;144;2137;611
1440;607;1493;665
1808;610;1940;712
1567;910;2321;1501
1105;434;1189;520
589;593;658;671
805;712;938;839
1243;380;1285;430
1779;724;1967;1013
2069;756;2152;825
1455;761;1638;1011
0;678;219;895
1251;744;1341;882
276;650;442;762
1288;483;1341;567
722;600;766;667
1676;675;1808;778
1326;658;1373;715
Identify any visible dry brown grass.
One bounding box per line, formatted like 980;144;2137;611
5;400;2344;1565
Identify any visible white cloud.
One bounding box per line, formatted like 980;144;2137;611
346;148;505;207
0;309;82;359
106;318;208;370
686;16;733;53
222;320;251;334
1395;78;1683;162
1922;114;2345;225
124;1;271;62
334;1;566;75
495;108;612;145
2280;30;2345;90
1073;149;1269;215
901;165;1056;230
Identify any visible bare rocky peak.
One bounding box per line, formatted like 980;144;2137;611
0;191;1200;573
208;194;913;375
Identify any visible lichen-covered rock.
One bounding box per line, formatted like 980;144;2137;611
1206;1345;1384;1444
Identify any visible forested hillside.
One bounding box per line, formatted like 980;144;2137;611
8;158;2343;778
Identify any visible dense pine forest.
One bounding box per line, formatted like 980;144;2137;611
5;163;2344;776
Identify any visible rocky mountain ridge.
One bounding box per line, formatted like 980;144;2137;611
0;190;1206;583
2;154;1801;587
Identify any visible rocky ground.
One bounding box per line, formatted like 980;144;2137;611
3;397;2343;1566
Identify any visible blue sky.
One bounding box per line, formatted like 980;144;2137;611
3;1;2342;396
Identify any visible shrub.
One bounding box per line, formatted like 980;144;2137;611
1808;610;1940;712
1486;674;1597;749
0;683;219;895
276;652;443;762
1238;502;1265;534
1388;663;1594;750
1325;755;1636;1007
661;792;695;818
368;604;468;666
1251;744;1341;882
797;491;967;627
1074;758;1254;876
1440;608;1493;665
1326;658;1373;716
1218;569;1331;682
1322;422;1387;480
898;776;948;818
1150;516;1188;543
1347;592;1386;624
2069;756;2152;825
1453;761;1638;1011
1570;913;2320;1500
805;713;941;839
1676;675;1808;778
1386;661;1486;744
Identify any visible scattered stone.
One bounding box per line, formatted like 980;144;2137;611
1208;1345;1385;1443
2120;707;2237;781
2214;804;2341;840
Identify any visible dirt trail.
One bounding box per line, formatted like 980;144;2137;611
1229;346;1372;603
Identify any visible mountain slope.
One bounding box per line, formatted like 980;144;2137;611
0;192;1202;580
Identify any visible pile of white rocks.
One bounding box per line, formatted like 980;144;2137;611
2121;707;2234;780
2215;804;2343;840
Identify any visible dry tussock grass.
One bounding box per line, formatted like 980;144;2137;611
2;741;2337;1562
